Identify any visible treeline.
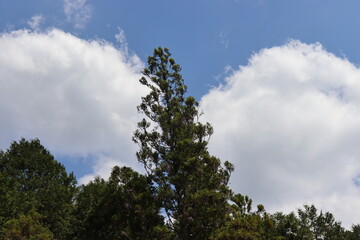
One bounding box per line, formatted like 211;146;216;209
0;47;359;239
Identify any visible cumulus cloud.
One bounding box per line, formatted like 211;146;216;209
0;29;147;183
201;40;360;227
63;0;91;29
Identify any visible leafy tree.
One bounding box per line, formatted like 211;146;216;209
3;209;54;240
133;47;234;239
72;176;108;239
271;212;301;240
297;205;345;240
75;166;168;240
211;194;280;240
345;224;360;240
271;205;346;240
0;138;77;239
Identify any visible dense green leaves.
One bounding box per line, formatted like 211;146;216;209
0;138;76;239
346;224;360;240
72;177;108;239
3;209;54;240
271;205;348;240
74;166;168;240
211;194;279;240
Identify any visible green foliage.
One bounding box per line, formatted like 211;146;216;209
75;166;168;240
345;224;360;240
271;205;346;240
3;209;54;240
72;177;108;239
298;205;344;240
271;212;300;240
133;47;234;239
211;194;280;240
0;138;77;239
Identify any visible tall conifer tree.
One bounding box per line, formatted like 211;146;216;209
133;47;234;239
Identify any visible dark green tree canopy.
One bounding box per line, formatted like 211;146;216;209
3;209;54;240
74;166;168;240
0;138;77;239
271;205;347;240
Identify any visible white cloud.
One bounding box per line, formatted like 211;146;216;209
200;40;360;227
63;0;92;29
27;15;44;31
0;29;147;181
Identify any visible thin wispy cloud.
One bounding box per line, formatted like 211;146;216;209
27;15;44;31
115;27;126;44
219;30;230;49
115;27;129;54
63;0;92;29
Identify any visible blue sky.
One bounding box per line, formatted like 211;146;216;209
2;0;360;227
4;0;360;97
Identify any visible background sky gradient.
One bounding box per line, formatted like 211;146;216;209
1;0;360;228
